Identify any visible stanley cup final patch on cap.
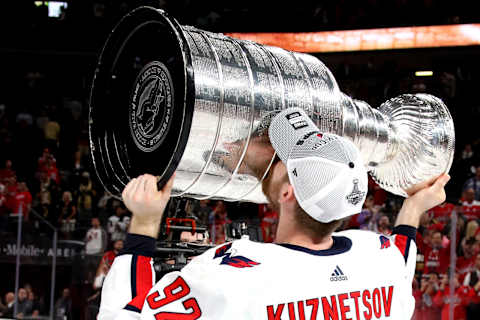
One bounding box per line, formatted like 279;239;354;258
285;111;309;130
346;179;365;205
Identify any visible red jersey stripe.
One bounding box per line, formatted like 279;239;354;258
128;256;153;310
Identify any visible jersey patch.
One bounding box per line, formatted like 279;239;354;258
214;242;232;258
380;235;391;249
213;242;260;268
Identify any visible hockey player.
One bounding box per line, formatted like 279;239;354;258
99;108;450;320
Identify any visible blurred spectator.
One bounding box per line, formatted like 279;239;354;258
0;159;15;182
26;290;41;317
5;175;18;204
12;181;32;221
417;212;433;245
421;230;450;275
434;274;476;320
107;205;129;242
414;273;441;320
38;148;56;172
429;201;456;225
55;288;72;320
461;144;474;161
463;167;480;200
0;292;14;318
258;203;279;243
461;188;480;221
45;158;60;186
368;176;387;206
70;150;86;189
15;107;33;126
36;170;58;223
14;288;33;318
85;217;107;255
36;108;49;131
186;199;211;226
464;220;479;241
44;115;61;154
368;213;392;235
464;254;480;318
457;236;478;281
38;148;60;184
23;283;33;297
377;215;392;235
58;191;77;234
464;254;480;288
93;240;124;290
209;200;230;244
0;296;6;317
0;183;7;230
76;171;95;220
5;293;14;307
84;217;108;285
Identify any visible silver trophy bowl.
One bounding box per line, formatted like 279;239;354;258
89;7;455;202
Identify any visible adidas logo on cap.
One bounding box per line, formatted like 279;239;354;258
330;265;348;281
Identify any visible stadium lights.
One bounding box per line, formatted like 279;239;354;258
227;24;480;53
415;71;434;77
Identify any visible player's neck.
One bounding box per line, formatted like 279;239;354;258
275;211;334;251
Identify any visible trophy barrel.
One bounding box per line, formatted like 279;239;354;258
89;6;344;202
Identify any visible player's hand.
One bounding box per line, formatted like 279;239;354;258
404;174;450;213
395;174;450;228
122;173;175;238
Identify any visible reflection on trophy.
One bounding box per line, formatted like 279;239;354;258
89;6;455;202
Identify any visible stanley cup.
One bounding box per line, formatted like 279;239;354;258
89;7;455;202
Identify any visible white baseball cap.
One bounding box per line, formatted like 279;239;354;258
268;108;368;223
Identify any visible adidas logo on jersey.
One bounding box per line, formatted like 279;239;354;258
330;265;348;281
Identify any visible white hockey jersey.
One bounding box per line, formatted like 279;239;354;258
99;226;417;320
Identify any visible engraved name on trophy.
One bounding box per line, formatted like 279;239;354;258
89;7;455;202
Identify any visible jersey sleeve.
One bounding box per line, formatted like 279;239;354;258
98;234;156;320
391;225;417;270
390;225;418;318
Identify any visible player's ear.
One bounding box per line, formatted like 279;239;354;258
279;183;295;204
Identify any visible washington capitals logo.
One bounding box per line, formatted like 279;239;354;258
213;243;260;268
346;179;365;205
380;235;391;249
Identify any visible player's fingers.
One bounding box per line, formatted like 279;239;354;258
432;174;451;191
144;174;158;193
133;174;147;196
161;173;176;199
122;177;137;200
428;174;449;205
